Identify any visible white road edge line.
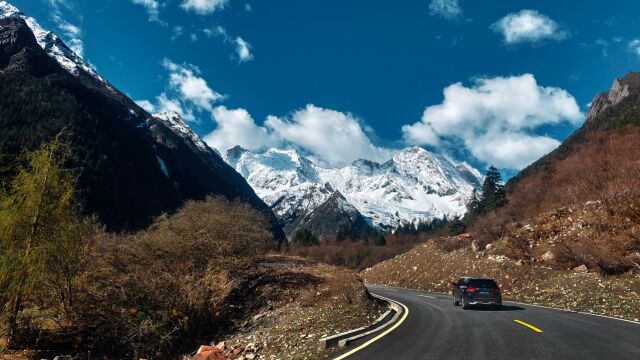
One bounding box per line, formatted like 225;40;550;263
332;292;409;360
418;295;436;299
366;283;640;326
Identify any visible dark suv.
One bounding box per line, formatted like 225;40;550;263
452;277;502;309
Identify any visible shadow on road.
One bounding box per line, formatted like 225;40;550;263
466;305;525;312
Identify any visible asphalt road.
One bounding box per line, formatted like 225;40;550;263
330;284;640;360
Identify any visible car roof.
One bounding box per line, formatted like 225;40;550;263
460;277;496;280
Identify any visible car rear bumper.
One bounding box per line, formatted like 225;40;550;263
467;300;502;305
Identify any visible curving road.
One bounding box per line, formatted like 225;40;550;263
330;284;640;360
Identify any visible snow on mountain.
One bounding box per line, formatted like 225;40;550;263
225;146;333;219
0;1;108;85
225;146;482;229
153;111;214;156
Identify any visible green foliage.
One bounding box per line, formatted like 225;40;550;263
0;137;92;340
292;228;319;247
445;216;466;236
466;166;507;221
336;224;361;242
372;232;386;246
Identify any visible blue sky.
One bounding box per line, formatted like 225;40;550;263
10;0;640;175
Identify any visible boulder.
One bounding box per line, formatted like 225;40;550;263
541;251;555;262
191;346;227;360
471;240;480;252
573;264;588;273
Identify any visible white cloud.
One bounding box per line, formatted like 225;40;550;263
136;59;223;122
629;39;640;57
204;26;254;63
428;0;462;20
203;104;395;167
171;26;184;41
131;0;163;22
402;74;583;169
234;36;254;62
56;20;84;57
135;99;156;113
491;10;567;45
180;0;228;15
162;58;224;112
47;0;84;57
267;105;394;167
244;3;252;12
204;106;276;152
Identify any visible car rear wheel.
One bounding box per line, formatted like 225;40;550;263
461;296;469;310
453;294;460;306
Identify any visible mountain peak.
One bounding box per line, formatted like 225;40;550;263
0;1;21;17
586;72;640;123
153;111;211;155
0;0;107;84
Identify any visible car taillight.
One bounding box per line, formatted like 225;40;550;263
467;287;477;292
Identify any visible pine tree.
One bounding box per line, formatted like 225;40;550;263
0;136;91;341
292;228;319;246
476;166;507;214
373;232;386;246
336;224;349;242
446;216;466;235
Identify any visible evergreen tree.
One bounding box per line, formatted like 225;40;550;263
373;232;386;246
476;166;507;214
0;137;91;341
446;216;466;235
292;228;319;246
336;224;349;242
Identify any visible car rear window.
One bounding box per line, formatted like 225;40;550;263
469;279;498;287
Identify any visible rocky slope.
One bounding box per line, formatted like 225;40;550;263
226;146;482;237
508;71;640;195
0;3;283;239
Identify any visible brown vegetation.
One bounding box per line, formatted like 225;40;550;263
362;242;640;322
468;126;640;274
285;232;428;271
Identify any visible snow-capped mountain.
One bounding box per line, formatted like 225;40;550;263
0;1;108;86
225;146;483;232
0;3;284;241
153;111;218;157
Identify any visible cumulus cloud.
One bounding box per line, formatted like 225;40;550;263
402;74;583;169
265;105;395;167
428;0;462;20
629;39;640;57
204;26;254;63
204;106;276;152
136;59;223;122
135;99;156;113
131;0;163;22
181;0;228;15
162;58;224;112
491;10;568;45
234;36;254;62
203;104;395;167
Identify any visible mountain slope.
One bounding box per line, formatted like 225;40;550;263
503;72;640;220
225;146;481;236
0;7;283;240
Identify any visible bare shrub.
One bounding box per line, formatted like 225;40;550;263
70;196;273;358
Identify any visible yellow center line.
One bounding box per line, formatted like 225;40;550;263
514;320;543;333
332;296;410;360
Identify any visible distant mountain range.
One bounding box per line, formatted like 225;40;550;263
224;145;482;238
0;2;284;241
0;1;485;242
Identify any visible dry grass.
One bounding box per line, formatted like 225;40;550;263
362;242;640;322
213;258;385;360
284;233;427;271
